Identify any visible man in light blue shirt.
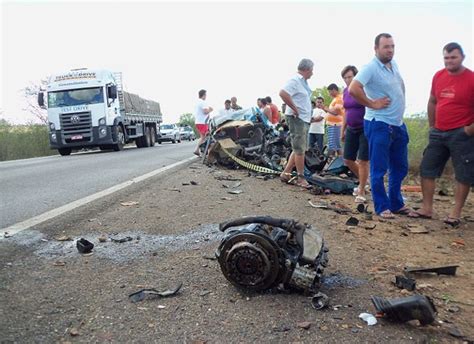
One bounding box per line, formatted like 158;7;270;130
279;58;314;188
349;33;410;218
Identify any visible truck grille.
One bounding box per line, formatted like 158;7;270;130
60;112;92;142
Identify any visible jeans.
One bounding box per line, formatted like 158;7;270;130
364;119;409;214
308;133;324;152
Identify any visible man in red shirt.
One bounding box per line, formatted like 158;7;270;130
265;96;280;124
409;43;474;227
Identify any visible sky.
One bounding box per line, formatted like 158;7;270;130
1;0;472;124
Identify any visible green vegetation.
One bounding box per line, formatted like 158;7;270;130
178;113;198;135
0;120;55;161
405;114;430;175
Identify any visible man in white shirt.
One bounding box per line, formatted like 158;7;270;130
194;89;213;157
279;58;314;189
218;99;234;117
309;96;326;152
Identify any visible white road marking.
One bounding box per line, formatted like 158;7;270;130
1;156;197;239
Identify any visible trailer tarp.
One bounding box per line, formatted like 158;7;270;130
123;91;162;118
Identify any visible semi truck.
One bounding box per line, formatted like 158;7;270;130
38;68;162;155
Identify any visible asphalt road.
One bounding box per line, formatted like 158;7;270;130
0;141;198;229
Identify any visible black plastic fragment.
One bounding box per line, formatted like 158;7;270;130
371;295;436;325
345;217;359;226
395;275;416;291
76;238;94;254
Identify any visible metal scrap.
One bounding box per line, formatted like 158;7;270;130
129;283;183;303
404;265;459;276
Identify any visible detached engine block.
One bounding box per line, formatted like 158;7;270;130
216;216;329;298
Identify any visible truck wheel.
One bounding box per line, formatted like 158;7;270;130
99;145;110;151
113;125;125;151
144;127;152;147
58;148;72;156
172;136;176;144
157;140;162;144
150;127;156;146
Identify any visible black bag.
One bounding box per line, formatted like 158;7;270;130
307;174;356;195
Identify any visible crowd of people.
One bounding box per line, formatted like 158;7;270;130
193;33;473;227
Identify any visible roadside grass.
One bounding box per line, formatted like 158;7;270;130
405;115;429;175
0;123;55;161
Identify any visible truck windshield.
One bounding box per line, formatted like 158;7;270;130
48;87;104;108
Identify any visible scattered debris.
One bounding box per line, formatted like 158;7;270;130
308;200;351;214
202;255;217;261
215;175;242;181
227;190;243;195
53;261;66;266
395;275;416;291
371;295;436;325
98;235;107;243
311;292;330;310
401;185;422;192
76;238;94;254
451;239;465;248
345;217;359;226
220;197;233;201
120;201;139;206
363;224;376;230
69;328;80;337
129;283;182;303
296;321;312;330
357;203;366;213
272;325;291;333
54;235;72;241
404;265;459;276
111;236;133;243
199;290;211;297
3;232;11;238
406;224;429;234
447;326;464;338
190;181;199;185
359;313;377;326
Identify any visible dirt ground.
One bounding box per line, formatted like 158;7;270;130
1;160;473;343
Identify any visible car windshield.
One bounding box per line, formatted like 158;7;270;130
161;124;173;129
48;87;104;108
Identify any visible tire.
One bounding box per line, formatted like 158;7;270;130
58;148;72;156
113;125;125;151
150;127;156;146
144;126;151;147
99;145;110;151
158;140;162;144
172;135;176;144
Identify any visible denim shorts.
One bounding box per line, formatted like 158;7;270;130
420;127;474;184
286;115;310;154
343;126;369;161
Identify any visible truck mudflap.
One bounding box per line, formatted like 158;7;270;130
49;126;115;149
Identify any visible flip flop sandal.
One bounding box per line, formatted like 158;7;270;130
355;195;367;203
279;173;293;183
379;210;395;219
296;181;312;189
407;210;432;219
393;207;412;215
444;217;461;228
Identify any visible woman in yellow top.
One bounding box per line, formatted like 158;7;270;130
324;83;345;156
